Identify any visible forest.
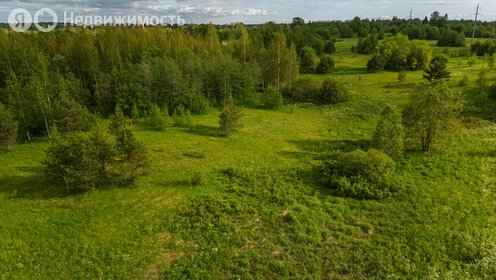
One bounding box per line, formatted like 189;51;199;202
1;12;496;279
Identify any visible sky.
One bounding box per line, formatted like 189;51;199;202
1;0;496;24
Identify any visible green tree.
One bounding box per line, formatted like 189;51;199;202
320;78;351;104
262;87;283;110
53;93;91;133
149;104;168;131
372;106;405;158
323;40;336;54
45;131;101;192
110;106;150;184
0;103;18;152
219;102;242;137
402;81;463;152
316;55;335;74
89;124;116;176
299;46;318;74
424;56;451;81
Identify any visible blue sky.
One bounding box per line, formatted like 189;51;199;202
1;0;496;24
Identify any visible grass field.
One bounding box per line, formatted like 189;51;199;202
1;38;496;279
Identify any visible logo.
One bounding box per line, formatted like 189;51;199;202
8;8;58;32
8;8;32;32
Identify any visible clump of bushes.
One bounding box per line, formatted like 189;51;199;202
0;103;18;152
173;107;193;128
284;77;351;105
323;149;401;199
262;87;283;110
367;33;431;72
45;106;150;192
320;78;351;104
437;30;465;47
219;102;242;137
149;104;169;131
316;55;335;74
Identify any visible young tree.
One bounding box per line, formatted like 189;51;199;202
45;132;101;192
149;104;169;131
53;92;91;133
372;106;405;158
402;81;463;152
323;40;336;54
219;102;242;137
316;55;335;74
89;124;116;176
299;46;318;74
320;78;351;104
0;103;18;152
110;106;150;184
262;87;283;110
424;56;451;81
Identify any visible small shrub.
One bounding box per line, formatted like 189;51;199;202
219;102;242;137
316;55;335;74
459;75;469;87
173;107;193;128
323;149;401;199
190;171;204;186
149;104;169;131
320;78;351;104
284;77;321;103
262;87;283;110
372;106;405;158
45;132;101;192
398;70;407;82
0;103;18;152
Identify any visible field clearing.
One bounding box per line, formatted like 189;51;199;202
1;38;496;279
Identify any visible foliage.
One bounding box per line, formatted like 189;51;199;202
172;107;193;128
367;34;432;72
320;78;351;105
323;149;401;199
316;55;335;74
299;46;318;74
372;106;404;158
53;93;92;133
219;102;242;137
356;31;378;54
424;56;451;81
44;131;102;192
283;77;321;103
262;87;283;110
402;81;463;152
0;103;18;152
437;30;465;47
149;104;169;131
323;39;336;54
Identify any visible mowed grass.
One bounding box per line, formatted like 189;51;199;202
1;38;496;279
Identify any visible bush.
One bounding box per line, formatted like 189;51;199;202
437;30;465;47
0;103;18;152
372;106;405;158
53;93;92;133
367;55;386;72
262;87;283;110
45;132;102;192
424;56;450;81
316;55;335;74
149;104;169;131
219;102;242;137
173;107;193;128
320;78;351;104
323;149;401;199
284;77;321;103
45;108;150;192
299;46;318;74
323;39;336;54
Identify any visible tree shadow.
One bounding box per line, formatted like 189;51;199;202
0;166;70;200
183;125;223;138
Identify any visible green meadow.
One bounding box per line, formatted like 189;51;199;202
1;38;495;279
